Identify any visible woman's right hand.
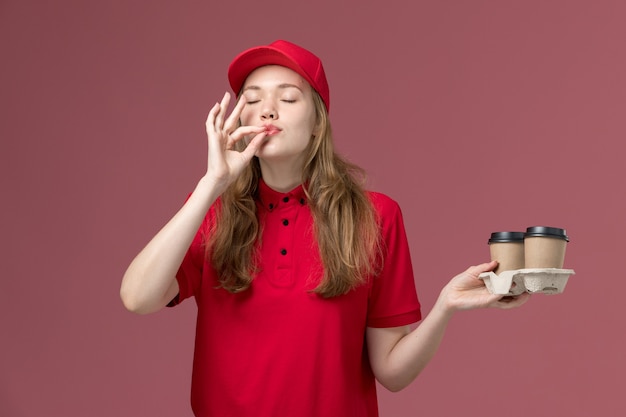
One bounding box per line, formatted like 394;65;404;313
120;93;266;314
204;92;266;193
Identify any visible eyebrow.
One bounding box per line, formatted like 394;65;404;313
242;83;303;93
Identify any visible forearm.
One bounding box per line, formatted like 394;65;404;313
371;262;530;391
373;293;455;391
120;177;220;314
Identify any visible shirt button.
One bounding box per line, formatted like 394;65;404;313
282;219;289;226
268;203;274;210
299;198;305;205
282;197;289;203
280;248;287;255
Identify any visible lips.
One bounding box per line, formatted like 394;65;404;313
263;124;282;136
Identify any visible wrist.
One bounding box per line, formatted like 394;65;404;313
432;287;458;321
196;175;228;198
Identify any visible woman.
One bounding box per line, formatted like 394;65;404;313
121;40;529;417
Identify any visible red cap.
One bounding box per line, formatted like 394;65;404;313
228;40;330;112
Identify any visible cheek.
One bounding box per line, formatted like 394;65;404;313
240;108;254;125
307;113;318;136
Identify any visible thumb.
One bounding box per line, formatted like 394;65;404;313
467;261;498;277
240;131;267;160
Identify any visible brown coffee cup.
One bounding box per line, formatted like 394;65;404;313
523;226;569;269
488;232;525;274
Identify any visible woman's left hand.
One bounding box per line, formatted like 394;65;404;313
440;261;531;312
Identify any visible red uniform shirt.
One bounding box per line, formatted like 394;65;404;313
172;180;421;416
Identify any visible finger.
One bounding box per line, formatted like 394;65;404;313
226;125;265;149
239;131;267;159
205;102;221;134
215;92;231;130
492;292;531;309
229;125;265;141
467;261;498;277
206;102;228;160
223;95;247;133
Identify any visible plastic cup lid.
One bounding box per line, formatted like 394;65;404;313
524;226;569;242
488;231;525;244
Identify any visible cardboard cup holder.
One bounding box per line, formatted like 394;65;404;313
479;268;575;295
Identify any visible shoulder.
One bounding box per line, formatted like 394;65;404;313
366;191;402;216
366;191;408;234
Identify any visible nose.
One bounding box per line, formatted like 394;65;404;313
261;102;278;120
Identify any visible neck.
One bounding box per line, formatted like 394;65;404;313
258;159;303;192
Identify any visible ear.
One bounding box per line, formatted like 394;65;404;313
312;119;323;138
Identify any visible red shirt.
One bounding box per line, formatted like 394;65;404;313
172;180;421;416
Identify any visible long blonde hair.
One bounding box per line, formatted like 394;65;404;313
207;92;381;297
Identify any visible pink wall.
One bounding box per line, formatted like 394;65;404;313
2;0;624;415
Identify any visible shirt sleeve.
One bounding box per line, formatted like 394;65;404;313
366;192;421;328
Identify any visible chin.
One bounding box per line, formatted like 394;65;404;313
256;141;285;157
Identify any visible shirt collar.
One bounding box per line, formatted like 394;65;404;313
258;178;307;212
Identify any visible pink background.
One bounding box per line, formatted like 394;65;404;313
2;0;625;416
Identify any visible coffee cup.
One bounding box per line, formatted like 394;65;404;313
523;226;569;269
488;231;525;274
